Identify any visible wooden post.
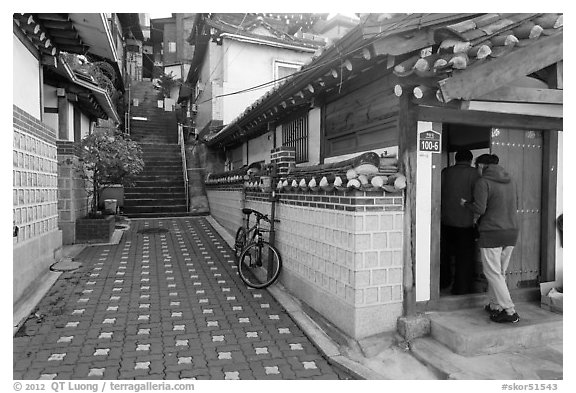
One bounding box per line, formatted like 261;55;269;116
398;92;418;316
540;60;562;281
57;89;68;140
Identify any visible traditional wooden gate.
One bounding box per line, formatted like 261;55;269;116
490;128;543;289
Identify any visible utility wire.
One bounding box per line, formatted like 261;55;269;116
190;13;424;105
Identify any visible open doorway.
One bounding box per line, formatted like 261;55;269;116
438;123;546;301
440;123;490;297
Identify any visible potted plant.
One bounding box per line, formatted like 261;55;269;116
75;128;144;243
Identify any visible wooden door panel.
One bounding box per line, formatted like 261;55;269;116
491;128;542;289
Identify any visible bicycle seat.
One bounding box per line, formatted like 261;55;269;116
242;208;258;216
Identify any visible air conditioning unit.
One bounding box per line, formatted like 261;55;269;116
191;104;198;112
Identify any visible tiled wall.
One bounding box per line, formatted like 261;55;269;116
13;106;59;242
13;105;62;304
206;184;405;338
205;186;245;236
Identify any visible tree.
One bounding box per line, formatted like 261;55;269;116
157;71;181;98
78;128;144;216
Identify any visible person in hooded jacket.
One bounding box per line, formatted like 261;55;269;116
462;154;520;323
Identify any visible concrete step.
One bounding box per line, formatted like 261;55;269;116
123;204;188;213
124;211;209;219
428;302;562;357
410;336;563;379
140;167;184;173
128;180;183;187
124;198;186;207
125;186;185;194
124;193;186;200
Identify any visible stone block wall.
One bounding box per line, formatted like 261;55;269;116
13;106;59;242
57;141;88;244
13;105;62;304
206;182;405;339
205;186;244;236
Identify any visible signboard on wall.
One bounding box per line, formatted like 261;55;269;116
418;130;441;153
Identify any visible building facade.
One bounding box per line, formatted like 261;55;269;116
202;13;563;339
13;13;142;309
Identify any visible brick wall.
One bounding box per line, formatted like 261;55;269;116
57;141;88;244
206;184;405;339
270;146;295;176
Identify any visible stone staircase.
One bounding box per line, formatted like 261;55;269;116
123;80;189;218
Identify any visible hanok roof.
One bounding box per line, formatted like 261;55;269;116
205;13;563;148
392;13;563;103
204;14;327;49
204;13;476;147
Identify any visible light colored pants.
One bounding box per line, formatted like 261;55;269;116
480;246;515;311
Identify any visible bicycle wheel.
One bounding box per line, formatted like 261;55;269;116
234;227;247;259
237;241;282;289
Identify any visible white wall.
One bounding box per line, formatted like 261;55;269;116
247;132;273;165
13;34;41;118
556;133;563;285
222;40;314;124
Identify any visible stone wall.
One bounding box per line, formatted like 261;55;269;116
206;183;405;339
205;185;244;236
13;105;62;304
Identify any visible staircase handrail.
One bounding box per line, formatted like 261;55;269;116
178;123;189;212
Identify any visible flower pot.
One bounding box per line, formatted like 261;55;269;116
75;215;115;244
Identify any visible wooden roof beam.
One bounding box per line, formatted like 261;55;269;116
475;86;562;104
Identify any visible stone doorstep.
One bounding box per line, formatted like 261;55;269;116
427;302;563;357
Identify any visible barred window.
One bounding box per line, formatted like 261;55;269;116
282;114;308;164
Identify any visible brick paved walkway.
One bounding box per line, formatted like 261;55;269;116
14;217;353;380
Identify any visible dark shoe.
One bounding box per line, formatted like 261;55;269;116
484;304;501;316
490;310;520;323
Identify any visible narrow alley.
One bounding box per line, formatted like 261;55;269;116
13;217;353;380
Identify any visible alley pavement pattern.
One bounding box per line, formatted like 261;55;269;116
14;217;351;380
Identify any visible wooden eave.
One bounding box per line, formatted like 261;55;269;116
437;32;563;102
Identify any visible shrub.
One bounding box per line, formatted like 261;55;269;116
78;128;144;216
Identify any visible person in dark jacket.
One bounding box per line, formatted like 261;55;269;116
440;149;480;294
462;154;520;323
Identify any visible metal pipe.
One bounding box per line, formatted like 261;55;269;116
267;163;279;280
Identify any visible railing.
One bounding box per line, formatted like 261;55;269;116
125;81;131;135
178;123;189;212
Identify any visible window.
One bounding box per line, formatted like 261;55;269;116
282;114;308;164
168;42;176;53
274;60;302;86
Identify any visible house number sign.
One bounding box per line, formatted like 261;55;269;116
419;130;441;153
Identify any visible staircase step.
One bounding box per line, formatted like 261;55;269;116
124;198;186;207
125;186;185;193
123;205;188;213
428;302;562;356
124;211;209;219
130;181;184;187
132;174;184;180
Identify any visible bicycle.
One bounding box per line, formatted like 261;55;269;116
234;208;282;289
